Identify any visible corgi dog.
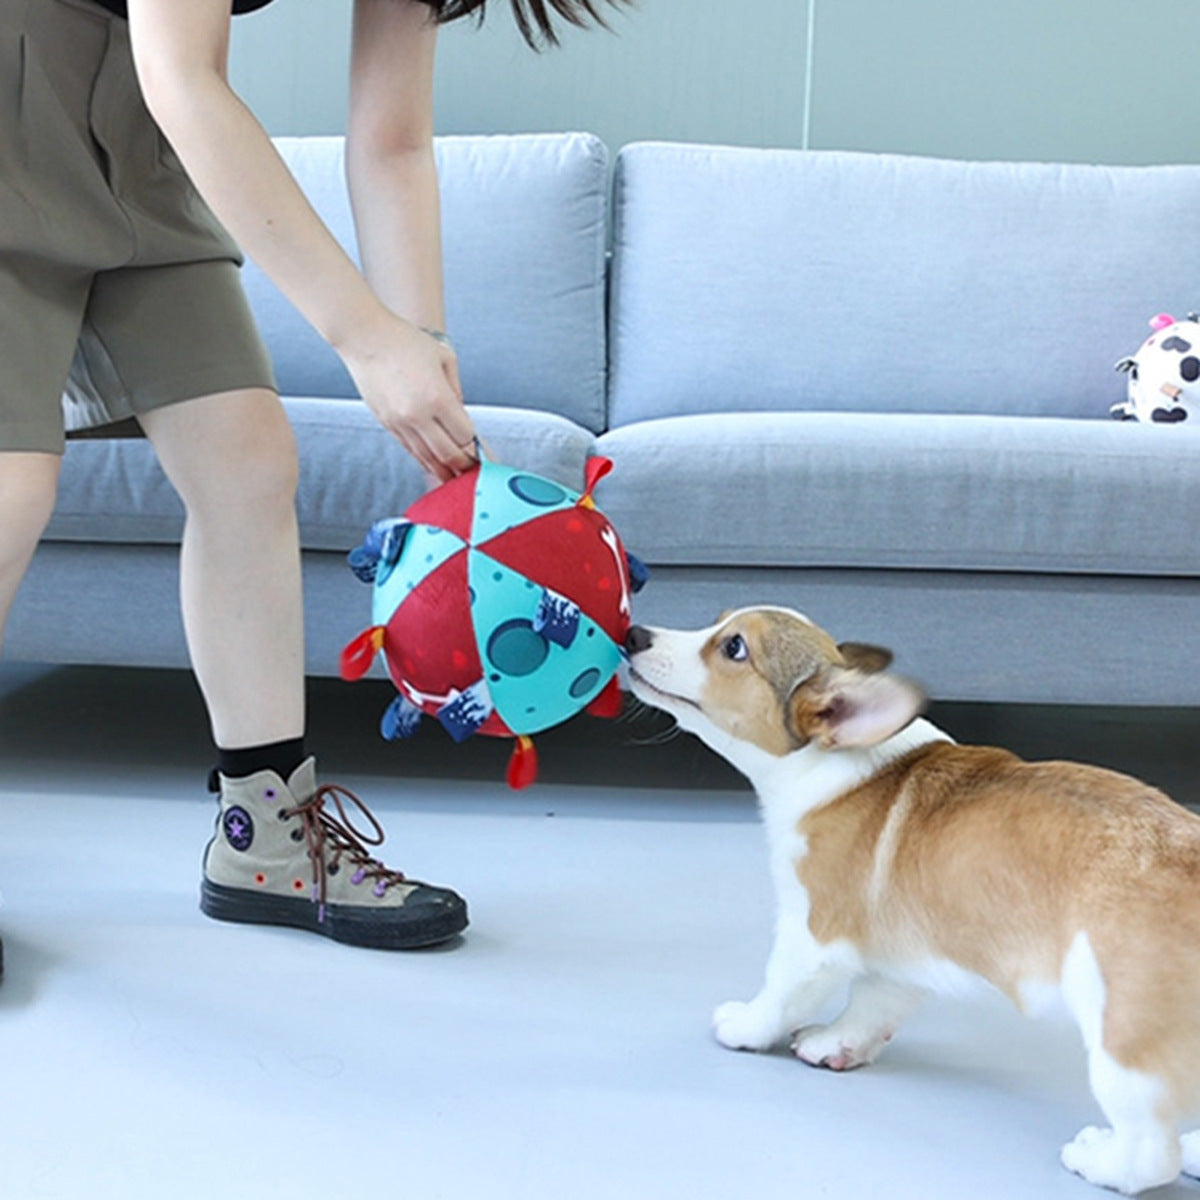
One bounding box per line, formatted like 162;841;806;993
625;606;1200;1195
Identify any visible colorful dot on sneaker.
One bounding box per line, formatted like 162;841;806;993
264;788;277;800
293;880;305;891
255;873;267;885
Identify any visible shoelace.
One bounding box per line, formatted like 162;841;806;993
283;783;408;922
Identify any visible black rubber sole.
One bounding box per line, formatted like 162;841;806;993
200;880;468;949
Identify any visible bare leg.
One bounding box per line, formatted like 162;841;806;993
147;391;469;947
0;452;61;648
792;973;924;1070
0;451;60;978
138;389;304;749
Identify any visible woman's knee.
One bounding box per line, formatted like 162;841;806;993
215;398;299;512
143;389;299;521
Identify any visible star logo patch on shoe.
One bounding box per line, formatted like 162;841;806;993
222;806;255;852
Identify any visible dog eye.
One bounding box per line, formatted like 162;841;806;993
722;634;748;662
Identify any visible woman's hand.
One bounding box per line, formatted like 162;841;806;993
341;311;476;482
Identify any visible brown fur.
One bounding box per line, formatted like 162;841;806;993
798;740;1200;1111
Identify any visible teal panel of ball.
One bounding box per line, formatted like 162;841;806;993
469;462;580;548
372;524;466;629
468;548;621;736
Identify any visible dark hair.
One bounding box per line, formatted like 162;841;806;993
417;0;628;49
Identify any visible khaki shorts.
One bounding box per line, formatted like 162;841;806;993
0;0;276;453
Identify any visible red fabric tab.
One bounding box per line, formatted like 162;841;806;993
340;627;384;682
506;736;539;789
582;456;614;499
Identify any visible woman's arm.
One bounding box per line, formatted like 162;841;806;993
126;0;475;480
347;0;446;336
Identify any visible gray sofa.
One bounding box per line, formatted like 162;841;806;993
10;133;1200;706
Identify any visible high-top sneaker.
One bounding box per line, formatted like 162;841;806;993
201;758;467;949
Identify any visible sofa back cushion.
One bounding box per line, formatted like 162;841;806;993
243;133;609;433
608;142;1200;426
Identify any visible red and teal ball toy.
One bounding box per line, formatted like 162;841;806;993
340;455;646;788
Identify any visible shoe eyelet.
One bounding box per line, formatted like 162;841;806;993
328;864;340;876
290;828;304;842
277;808;290;821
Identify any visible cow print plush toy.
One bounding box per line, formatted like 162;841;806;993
1112;313;1200;424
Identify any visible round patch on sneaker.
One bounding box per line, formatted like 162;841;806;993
222;806;255;852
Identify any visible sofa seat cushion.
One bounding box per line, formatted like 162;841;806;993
46;401;596;552
595;412;1200;576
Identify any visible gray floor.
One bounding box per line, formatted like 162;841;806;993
2;663;1199;1200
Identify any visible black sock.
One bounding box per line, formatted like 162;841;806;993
210;738;308;792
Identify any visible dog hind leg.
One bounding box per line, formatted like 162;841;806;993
1059;934;1181;1193
1179;1131;1200;1178
1060;1046;1180;1196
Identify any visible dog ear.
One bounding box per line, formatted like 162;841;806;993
788;666;925;749
837;642;893;674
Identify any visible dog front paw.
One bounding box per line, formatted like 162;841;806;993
791;1024;891;1071
712;999;785;1051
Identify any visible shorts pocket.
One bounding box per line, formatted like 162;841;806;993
1;33;126;266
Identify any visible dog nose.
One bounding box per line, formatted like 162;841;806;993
625;625;654;655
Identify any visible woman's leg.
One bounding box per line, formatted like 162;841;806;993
137;388;304;749
0;451;61;979
140;388;467;948
0;452;61;647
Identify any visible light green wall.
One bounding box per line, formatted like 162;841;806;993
229;0;1200;164
811;0;1200;164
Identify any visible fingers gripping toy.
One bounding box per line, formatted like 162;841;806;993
1112;313;1200;424
340;454;647;788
